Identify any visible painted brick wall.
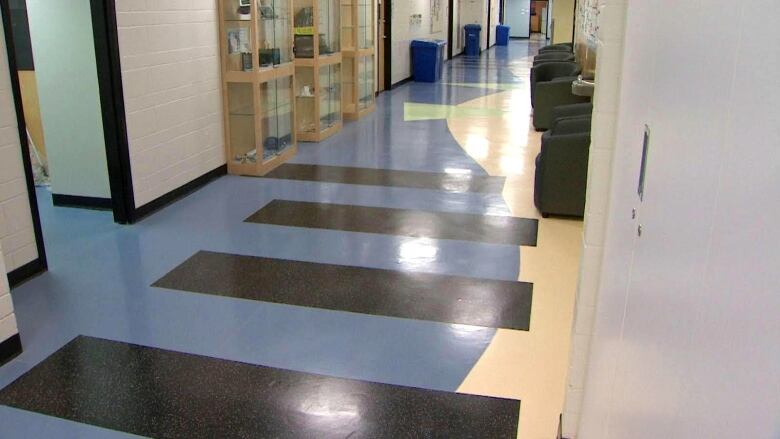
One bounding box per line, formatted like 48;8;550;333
0;19;38;273
115;0;225;208
0;243;18;344
391;0;451;84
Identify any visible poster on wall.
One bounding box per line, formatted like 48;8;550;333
575;0;599;45
574;0;599;77
430;0;442;33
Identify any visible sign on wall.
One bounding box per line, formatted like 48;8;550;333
575;0;599;45
574;0;599;77
430;0;443;33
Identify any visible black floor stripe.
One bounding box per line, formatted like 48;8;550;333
246;200;539;246
0;336;521;439
154;251;533;330
262;163;507;194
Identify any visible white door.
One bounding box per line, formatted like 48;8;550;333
504;0;530;38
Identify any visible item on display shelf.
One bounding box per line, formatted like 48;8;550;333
260;48;282;66
294;7;314;27
227;27;251;54
294;35;314;57
259;5;276;19
321;112;339;128
319;34;333;54
301;85;313;96
242;52;253;71
263;134;293;153
235;148;258;164
238;0;251;17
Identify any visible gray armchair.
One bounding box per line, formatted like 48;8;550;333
530;61;582;108
533;51;576;66
539;42;573;53
534;110;592;218
551;102;593;121
532;63;590;130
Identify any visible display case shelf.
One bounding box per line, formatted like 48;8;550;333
219;0;298;176
293;0;343;141
340;0;374;120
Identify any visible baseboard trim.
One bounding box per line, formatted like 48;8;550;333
130;164;227;223
52;193;113;210
391;76;414;89
0;333;22;366
7;258;46;288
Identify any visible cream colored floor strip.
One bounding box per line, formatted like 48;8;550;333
448;83;583;438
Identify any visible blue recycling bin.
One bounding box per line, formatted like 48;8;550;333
496;24;510;46
464;24;482;56
410;39;447;82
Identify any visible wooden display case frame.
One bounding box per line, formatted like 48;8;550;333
218;0;298;176
293;0;343;142
341;0;375;120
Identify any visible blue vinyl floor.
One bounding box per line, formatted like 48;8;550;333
1;40;540;437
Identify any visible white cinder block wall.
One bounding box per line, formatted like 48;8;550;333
116;0;225;208
0;20;38;274
562;0;628;436
391;0;451;83
0;244;18;344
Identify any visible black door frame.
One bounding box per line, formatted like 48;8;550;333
0;0;46;286
383;0;392;91
486;0;491;48
90;0;134;225
0;0;135;286
447;0;454;59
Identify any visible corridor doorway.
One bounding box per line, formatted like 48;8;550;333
1;0;133;286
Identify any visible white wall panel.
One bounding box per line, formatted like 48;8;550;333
577;1;780;438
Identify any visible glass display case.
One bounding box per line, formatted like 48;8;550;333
318;0;340;55
319;64;342;130
227;83;256;161
293;0;340;58
219;0;298;175
340;0;354;51
259;77;295;160
294;60;343;141
256;0;292;68
295;65;317;133
222;1;253;72
342;57;355;113
358;55;374;110
293;0;342;141
356;0;373;49
341;0;374;120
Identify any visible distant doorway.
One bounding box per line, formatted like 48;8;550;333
377;0;386;92
504;0;531;38
0;0;133;286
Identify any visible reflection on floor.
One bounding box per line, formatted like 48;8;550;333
0;37;581;439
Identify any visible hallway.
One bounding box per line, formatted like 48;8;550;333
0;39;582;439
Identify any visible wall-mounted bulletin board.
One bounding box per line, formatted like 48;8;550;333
574;0;599;78
430;0;442;33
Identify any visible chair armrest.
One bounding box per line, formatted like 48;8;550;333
551;103;593;121
533;78;591;130
551;115;592;135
